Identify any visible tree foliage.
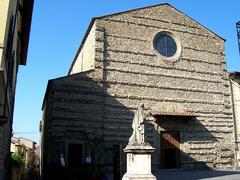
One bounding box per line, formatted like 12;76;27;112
11;153;25;168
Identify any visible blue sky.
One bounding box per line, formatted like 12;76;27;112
13;0;240;143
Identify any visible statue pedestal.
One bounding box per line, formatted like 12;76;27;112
122;143;156;180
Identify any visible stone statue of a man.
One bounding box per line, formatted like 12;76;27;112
129;103;145;145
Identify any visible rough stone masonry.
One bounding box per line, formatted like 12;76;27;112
41;3;234;177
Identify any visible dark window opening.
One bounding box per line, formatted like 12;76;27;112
68;144;83;168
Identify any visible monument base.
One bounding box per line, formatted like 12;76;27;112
122;174;156;180
122;143;156;180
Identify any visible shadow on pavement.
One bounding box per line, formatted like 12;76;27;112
154;170;240;180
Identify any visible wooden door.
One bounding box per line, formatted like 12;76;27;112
160;131;180;169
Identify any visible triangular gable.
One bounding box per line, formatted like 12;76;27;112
96;3;224;41
68;3;225;74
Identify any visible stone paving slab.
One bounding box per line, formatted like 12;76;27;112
154;170;240;180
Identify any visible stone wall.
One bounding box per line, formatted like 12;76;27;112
229;76;240;167
41;70;106;168
93;4;234;168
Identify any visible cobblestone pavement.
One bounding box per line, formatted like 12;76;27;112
154;170;240;180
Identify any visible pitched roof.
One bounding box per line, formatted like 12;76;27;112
42;70;95;110
68;3;225;74
229;71;240;78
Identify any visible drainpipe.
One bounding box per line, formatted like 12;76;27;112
229;77;239;167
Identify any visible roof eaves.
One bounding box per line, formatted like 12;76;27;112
43;69;96;109
68;3;170;75
166;4;225;41
229;71;240;78
20;0;34;65
93;3;170;20
41;80;53;110
93;2;225;41
68;18;97;75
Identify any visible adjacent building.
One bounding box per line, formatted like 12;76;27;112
0;0;34;179
11;137;37;168
229;72;240;167
40;3;235;179
11;137;37;179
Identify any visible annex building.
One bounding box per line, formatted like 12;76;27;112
40;3;236;179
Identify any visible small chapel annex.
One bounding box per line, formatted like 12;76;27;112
40;3;236;179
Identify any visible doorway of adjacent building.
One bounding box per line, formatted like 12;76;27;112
160;131;180;169
68;143;83;168
113;144;121;180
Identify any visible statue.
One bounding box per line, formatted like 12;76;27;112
128;103;145;145
123;103;156;180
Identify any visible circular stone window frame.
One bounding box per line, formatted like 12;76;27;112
153;31;182;62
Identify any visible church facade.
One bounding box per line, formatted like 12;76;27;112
40;3;235;179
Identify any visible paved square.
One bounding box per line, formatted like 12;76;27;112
154;170;240;180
